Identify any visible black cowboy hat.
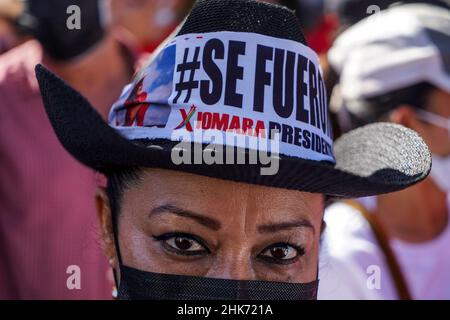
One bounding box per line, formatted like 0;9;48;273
35;0;431;198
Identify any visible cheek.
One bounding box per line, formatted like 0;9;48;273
300;219;323;281
291;232;320;282
117;214;161;272
413;121;446;147
426;126;450;154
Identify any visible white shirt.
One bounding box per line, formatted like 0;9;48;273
318;195;450;300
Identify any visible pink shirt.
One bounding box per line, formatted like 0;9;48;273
0;41;113;299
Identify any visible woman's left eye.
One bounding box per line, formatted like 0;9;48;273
258;243;305;264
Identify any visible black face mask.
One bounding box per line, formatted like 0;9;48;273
117;265;319;300
19;0;106;61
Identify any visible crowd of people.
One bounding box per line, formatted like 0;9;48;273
0;0;449;300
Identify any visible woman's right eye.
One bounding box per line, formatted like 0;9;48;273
153;233;210;256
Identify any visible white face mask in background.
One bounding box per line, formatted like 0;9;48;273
417;110;450;192
431;154;450;192
416;109;450;138
416;109;450;192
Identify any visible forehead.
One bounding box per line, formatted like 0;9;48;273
121;168;324;227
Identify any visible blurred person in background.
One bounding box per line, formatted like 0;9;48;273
327;0;450;33
109;0;195;54
0;0;28;54
0;0;142;299
319;3;450;299
322;0;450;78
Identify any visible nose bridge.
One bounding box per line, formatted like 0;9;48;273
208;185;256;280
207;247;255;281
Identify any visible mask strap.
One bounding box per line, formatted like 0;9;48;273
416;109;450;131
111;208;123;292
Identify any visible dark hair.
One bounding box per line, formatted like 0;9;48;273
347;82;436;129
106;167;144;224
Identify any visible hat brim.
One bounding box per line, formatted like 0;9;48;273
35;64;431;198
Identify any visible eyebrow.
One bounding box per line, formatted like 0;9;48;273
149;203;315;234
257;220;315;234
149;204;221;231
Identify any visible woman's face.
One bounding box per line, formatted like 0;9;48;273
98;168;325;284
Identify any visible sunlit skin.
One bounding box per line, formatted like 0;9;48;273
371;88;450;243
97;168;325;284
